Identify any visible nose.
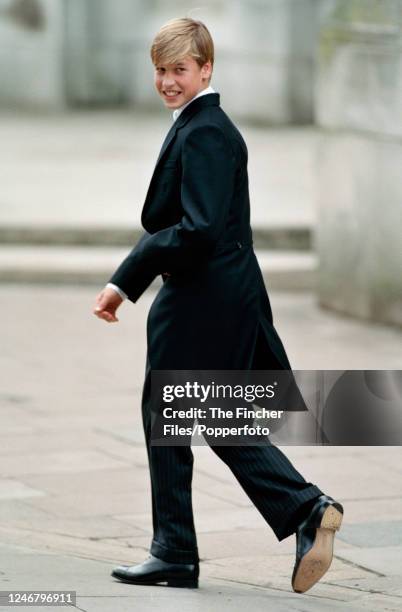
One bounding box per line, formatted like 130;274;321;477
162;74;176;89
162;78;175;89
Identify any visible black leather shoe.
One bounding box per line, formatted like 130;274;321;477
111;554;199;588
292;494;343;593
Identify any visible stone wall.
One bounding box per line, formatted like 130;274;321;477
315;0;402;326
0;0;319;123
0;0;64;108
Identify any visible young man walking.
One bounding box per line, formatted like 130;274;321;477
93;17;343;594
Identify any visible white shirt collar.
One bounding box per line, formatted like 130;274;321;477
172;85;216;122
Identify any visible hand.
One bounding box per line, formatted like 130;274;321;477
93;287;123;323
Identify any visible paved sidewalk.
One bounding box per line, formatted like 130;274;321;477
0;283;401;611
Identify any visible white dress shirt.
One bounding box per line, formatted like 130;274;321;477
172;84;215;122
106;84;216;301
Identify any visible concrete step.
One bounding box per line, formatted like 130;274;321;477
0;225;312;251
0;245;317;291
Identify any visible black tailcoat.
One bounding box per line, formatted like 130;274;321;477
109;93;291;372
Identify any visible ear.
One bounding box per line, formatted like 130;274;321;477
201;61;212;81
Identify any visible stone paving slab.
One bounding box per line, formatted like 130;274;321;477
339;521;402;548
277;455;402;500
202;554;372;600
335;547;402;578
0;450;128;478
116;507;265;537
331;497;402;524
0;525;150;566
0;480;44;501
2;514;146;540
20;488;152;520
20;467;150;499
0;429;141;456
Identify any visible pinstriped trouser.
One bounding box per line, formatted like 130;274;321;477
141;358;323;564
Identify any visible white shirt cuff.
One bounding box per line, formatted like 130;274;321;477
106;282;128;300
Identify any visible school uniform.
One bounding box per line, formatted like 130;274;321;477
107;88;323;564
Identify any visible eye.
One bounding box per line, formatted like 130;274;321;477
176;67;185;72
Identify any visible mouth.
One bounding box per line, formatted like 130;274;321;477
163;90;182;99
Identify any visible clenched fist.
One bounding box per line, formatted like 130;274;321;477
93;287;123;323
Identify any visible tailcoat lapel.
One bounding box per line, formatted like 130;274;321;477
141;93;220;227
150;94;220;176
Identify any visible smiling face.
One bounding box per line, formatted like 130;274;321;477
154;55;212;109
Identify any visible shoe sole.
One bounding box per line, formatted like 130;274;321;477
292;504;343;594
111;573;198;588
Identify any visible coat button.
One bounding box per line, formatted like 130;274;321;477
237;241;242;249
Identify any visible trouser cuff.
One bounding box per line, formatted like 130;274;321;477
151;538;199;564
276;485;324;541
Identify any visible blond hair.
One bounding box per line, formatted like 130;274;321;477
150;17;214;78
